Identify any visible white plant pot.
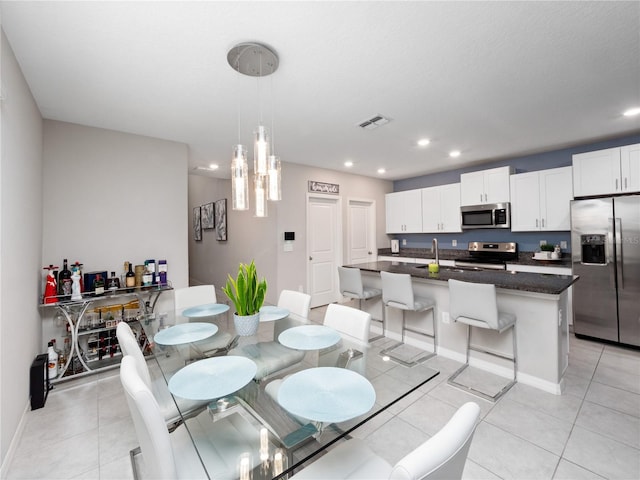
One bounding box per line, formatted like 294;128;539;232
233;312;260;336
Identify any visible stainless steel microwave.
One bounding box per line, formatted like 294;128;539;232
460;203;511;229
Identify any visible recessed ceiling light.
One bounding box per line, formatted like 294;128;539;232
209;163;219;170
623;107;640;117
449;150;461;158
377;168;386;174
417;138;430;147
344;160;353;167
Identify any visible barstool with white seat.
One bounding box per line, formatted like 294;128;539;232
447;278;517;401
379;271;436;366
338;266;385;341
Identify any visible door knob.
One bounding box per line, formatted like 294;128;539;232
309;256;313;261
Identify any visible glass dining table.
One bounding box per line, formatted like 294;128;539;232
147;305;440;479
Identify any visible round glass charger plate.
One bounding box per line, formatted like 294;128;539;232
154;322;218;346
278;367;376;423
278;325;341;350
168;356;257;400
259;305;289;322
181;303;230;318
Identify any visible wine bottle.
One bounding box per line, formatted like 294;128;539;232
58;259;72;300
47;341;58;380
125;262;135;292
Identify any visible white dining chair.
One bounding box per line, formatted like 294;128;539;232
338;266;385;341
323;302;371;345
447;278;518;401
289;402;481;480
116;322;208;432
277;289;311;319
380;271;437;366
173;284;236;355
120;355;262;480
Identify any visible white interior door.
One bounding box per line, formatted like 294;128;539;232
307;194;342;308
348;199;376;264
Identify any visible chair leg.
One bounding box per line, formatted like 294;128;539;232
129;446;141;480
367;298;386;343
448;323;518;402
380;308;436;367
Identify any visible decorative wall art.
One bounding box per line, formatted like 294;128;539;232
201;202;214;229
215;199;227;241
193;206;202;241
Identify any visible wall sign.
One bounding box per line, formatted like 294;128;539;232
308;181;339;195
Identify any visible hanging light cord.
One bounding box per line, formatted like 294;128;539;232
270;65;275;155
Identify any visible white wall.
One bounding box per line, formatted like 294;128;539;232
0;29;44;466
188;163;392;304
42;120;190;292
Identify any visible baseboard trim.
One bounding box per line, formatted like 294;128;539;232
0;400;31;477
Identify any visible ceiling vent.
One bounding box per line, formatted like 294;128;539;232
358;114;391;130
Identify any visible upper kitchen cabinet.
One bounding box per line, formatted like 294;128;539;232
510;166;573;231
460;166;513;206
572;144;639;197
385;189;422;233
421;183;462;233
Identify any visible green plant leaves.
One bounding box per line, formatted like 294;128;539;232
222;260;267;315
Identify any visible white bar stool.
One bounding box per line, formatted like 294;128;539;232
447;278;517;402
338;266;385;342
380;271;436;366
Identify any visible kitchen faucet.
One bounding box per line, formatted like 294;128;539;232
432;238;439;264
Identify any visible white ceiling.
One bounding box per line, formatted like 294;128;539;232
1;1;639;181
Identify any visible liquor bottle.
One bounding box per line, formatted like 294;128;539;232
125;262;136;292
93;274;105;296
158;260;167;286
47;341;58;380
142;261;153;289
43;265;59;304
51;339;63;376
58;259;72;299
107;271;120;292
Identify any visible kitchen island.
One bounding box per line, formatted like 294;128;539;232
345;261;579;395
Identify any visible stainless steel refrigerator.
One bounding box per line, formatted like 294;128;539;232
571;195;640;347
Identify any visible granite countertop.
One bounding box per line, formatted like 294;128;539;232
349;261;578;295
378;248;572;269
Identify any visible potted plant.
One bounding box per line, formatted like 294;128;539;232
223;260;267;336
540;243;555;259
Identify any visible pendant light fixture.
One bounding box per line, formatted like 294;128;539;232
227;42;280;215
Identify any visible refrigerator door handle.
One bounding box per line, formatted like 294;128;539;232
608;218;616;289
615;217;624;290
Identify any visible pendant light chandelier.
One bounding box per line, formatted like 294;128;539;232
227;42;281;216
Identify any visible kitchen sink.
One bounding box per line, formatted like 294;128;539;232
414;265;466;273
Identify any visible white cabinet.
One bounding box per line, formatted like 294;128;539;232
510;167;573;231
572;143;640;197
460;166;513;206
385;190;422;233
421;183;461;233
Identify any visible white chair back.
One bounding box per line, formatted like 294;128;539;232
174;285;217;318
116;322;152;388
338;266;365;298
278;290;311;319
324;303;371;344
448;279;499;330
120;356;179;479
381;271;416;310
390;402;481;480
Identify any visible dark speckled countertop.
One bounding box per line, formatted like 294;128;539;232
348;261;578;295
378;248;572;269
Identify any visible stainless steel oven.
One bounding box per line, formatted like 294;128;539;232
460;203;511;229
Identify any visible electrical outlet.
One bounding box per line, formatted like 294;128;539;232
452;239;457;247
540;240;547;246
561;241;567;249
441;312;450;324
402;239;407;246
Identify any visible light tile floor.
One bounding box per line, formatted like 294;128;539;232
5;307;640;479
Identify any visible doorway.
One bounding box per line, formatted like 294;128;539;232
306;194;342;307
347;198;376;265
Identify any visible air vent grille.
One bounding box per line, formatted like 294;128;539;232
358;114;390;130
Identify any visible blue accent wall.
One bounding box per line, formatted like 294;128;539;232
391;133;640;253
